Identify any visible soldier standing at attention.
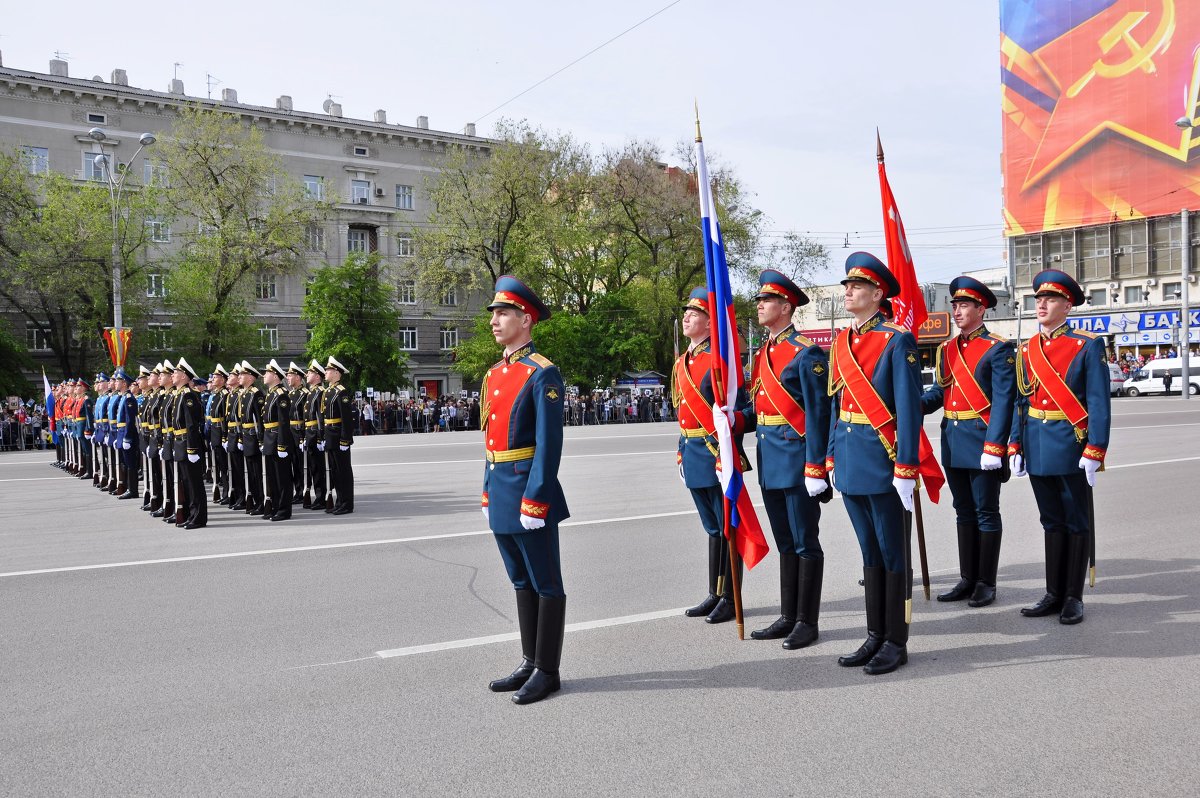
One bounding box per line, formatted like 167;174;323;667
744;270;832;649
206;365;230;505
286;363;308;505
321;357;354;515
176;361;208;530
921;276;1015;607
158;361;180;523
304;360;326;510
673;287;752;625
480;275;569;705
225;364;246;510
146;364;167;514
110;368;139;499
1009;269;1110;625
238;361;267;516
261;359;295;522
827;252;923;676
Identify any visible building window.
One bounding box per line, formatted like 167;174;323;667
1163;281;1183;300
197;219;218;236
255;272;277;301
86;112;107;124
143;161;168;187
306;325;314;343
1085;288;1106;307
1124;285;1146;304
440;327;458;350
441;287;458;306
26;323;51;351
397;235;415;257
258;324;279;351
1022;295;1036;313
146;323;173;350
82;151;107;182
1151;216;1182;275
1115;220;1150;278
347;228;369;253
305;275;316;297
146;272;166;298
146;217;170;243
351;179;371;204
399;327;418;351
353;145;369;157
305;224;325;252
21;146;49;175
395;184;414;210
397;279;416;304
303;175;325;200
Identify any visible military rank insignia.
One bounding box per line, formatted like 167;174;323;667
546;387;560;402
812;363;825;376
906;352;917;365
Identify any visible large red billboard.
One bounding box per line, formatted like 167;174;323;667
1001;1;1200;237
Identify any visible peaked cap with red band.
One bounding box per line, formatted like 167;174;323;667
1032;268;1084;306
487;274;551;323
841;251;901;298
682;286;710;315
949;275;997;309
755;268;809;307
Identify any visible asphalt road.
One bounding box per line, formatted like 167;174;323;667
2;397;1198;797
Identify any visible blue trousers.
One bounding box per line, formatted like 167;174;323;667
944;466;1002;534
1029;473;1091;538
494;526;565;597
689;485;724;538
842;492;906;572
762;486;822;558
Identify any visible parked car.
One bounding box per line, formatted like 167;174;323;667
1107;363;1126;397
1122;357;1200;396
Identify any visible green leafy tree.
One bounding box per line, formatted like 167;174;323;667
0;147;158;377
0;324;35;396
302;252;408;390
156;104;327;361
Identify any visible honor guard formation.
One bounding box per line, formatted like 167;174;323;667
49;355;357;529
43;261;1111;702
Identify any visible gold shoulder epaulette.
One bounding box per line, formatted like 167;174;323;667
529;353;553;368
793;333;816;349
882;321;907;332
1072;329;1099;340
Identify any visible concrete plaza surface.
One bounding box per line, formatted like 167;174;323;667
1;398;1198;797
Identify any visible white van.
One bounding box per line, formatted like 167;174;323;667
1123;357;1200;396
1106;363;1126;397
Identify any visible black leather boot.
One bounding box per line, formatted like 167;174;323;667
685;536;722;617
1059;534;1088;625
968;531;1003;607
490;589;538;692
1022;532;1066;617
864;569;909;675
706;555;741;624
839;566;885;667
513;595;565;705
783;556;823;650
752;553;798;640
938;522;978;601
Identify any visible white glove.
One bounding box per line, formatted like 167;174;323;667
122;441;131;450
805;476;827;498
317;441;326;452
187;453;200;463
159;448;167;460
339;445;348;452
1079;456;1101;487
828;469;836;490
299;441;306;452
678;462;686;486
980;453;1003;471
1010;454;1026;477
893;477;916;513
482;506;489;521
520;514;546;530
237;442;244;451
278;450;289;459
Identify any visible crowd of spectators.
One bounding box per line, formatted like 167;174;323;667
1110;347;1197;376
0;404;48;451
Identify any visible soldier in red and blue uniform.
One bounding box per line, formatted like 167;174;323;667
921;276;1015;607
742;270;832;649
481;275;569;705
826;252;922;675
673;287;753;626
1009;269;1110;625
93;374;112;490
110;368;141;500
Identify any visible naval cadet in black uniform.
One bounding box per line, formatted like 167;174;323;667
321;357;354;515
261;359;295;522
238;360;267;516
303;360;326;510
481;275;569;705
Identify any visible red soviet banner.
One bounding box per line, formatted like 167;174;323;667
1001;0;1200;236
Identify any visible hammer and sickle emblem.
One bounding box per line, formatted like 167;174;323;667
1066;1;1176;98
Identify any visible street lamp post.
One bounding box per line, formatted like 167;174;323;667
87;127;156;333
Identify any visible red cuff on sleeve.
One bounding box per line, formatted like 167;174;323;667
520;498;549;519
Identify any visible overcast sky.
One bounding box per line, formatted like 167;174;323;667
2;0;1003;285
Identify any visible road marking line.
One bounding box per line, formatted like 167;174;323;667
375;607;686;659
1104;456;1200;469
0;475;77;483
355;450;675;468
1111;423;1200;431
0;509;699;579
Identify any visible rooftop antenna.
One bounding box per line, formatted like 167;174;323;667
173;62;183;80
206;73;221;99
53;50;70;60
843;233;851;248
321;94;342;114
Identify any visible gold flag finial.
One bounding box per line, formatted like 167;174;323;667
876;127;885;164
694;99;702;142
